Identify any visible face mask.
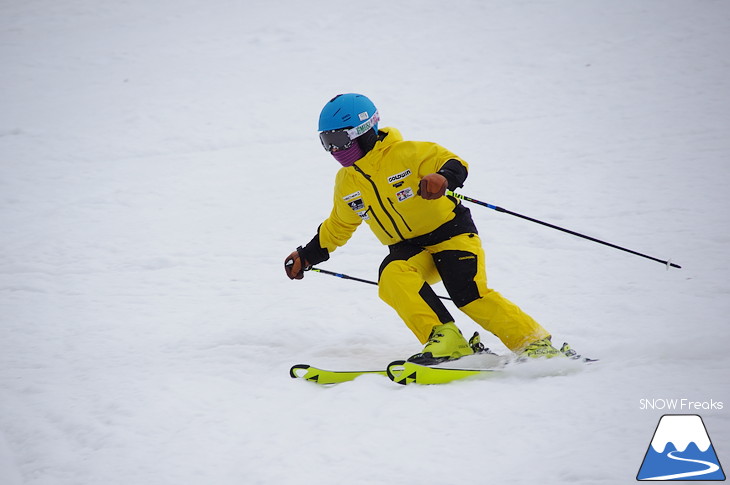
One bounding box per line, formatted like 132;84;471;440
331;142;365;167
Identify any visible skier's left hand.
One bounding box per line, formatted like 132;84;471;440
419;173;448;199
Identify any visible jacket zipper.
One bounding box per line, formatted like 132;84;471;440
388;198;412;232
365;207;393;239
353;164;405;240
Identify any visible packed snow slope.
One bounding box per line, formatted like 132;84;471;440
1;1;729;484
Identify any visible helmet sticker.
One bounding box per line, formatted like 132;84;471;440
358;111;369;121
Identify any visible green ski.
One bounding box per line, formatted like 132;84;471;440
289;361;502;386
386;359;501;385
289;364;388;384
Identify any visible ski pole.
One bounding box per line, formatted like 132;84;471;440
447;190;681;269
309;266;453;301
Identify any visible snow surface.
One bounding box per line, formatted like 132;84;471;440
1;1;729;484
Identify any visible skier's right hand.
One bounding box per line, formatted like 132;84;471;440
284;250;308;280
419;173;448;200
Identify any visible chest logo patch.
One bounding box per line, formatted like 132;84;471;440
396;187;415;202
387;169;412;185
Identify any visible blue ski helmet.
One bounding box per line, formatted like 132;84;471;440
318;93;379;134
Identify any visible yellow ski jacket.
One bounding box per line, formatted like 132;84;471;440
317;127;469;252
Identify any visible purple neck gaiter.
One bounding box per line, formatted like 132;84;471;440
331;142;364;167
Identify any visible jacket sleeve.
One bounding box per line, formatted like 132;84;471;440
437;158;468;190
300;197;362;265
407;141;469;189
318;199;362;251
300;228;330;266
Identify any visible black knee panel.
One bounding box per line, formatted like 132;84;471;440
378;242;424;281
433;250;481;307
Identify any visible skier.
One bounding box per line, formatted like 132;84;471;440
285;93;571;364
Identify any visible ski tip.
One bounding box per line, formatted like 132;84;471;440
290;364;311;379
386;360;409;385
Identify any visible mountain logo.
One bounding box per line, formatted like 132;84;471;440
637;414;725;481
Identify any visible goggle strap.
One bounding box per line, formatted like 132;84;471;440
345;110;380;140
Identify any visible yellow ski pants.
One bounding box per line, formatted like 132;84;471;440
378;233;550;352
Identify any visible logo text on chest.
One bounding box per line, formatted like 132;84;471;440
387;169;412;185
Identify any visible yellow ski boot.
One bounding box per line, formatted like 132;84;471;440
408;322;474;365
520;337;562;359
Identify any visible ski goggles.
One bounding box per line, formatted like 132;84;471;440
319;111;380;152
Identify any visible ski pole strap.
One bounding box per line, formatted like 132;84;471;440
447;190;681;269
296;245;312;271
309;267;453;301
